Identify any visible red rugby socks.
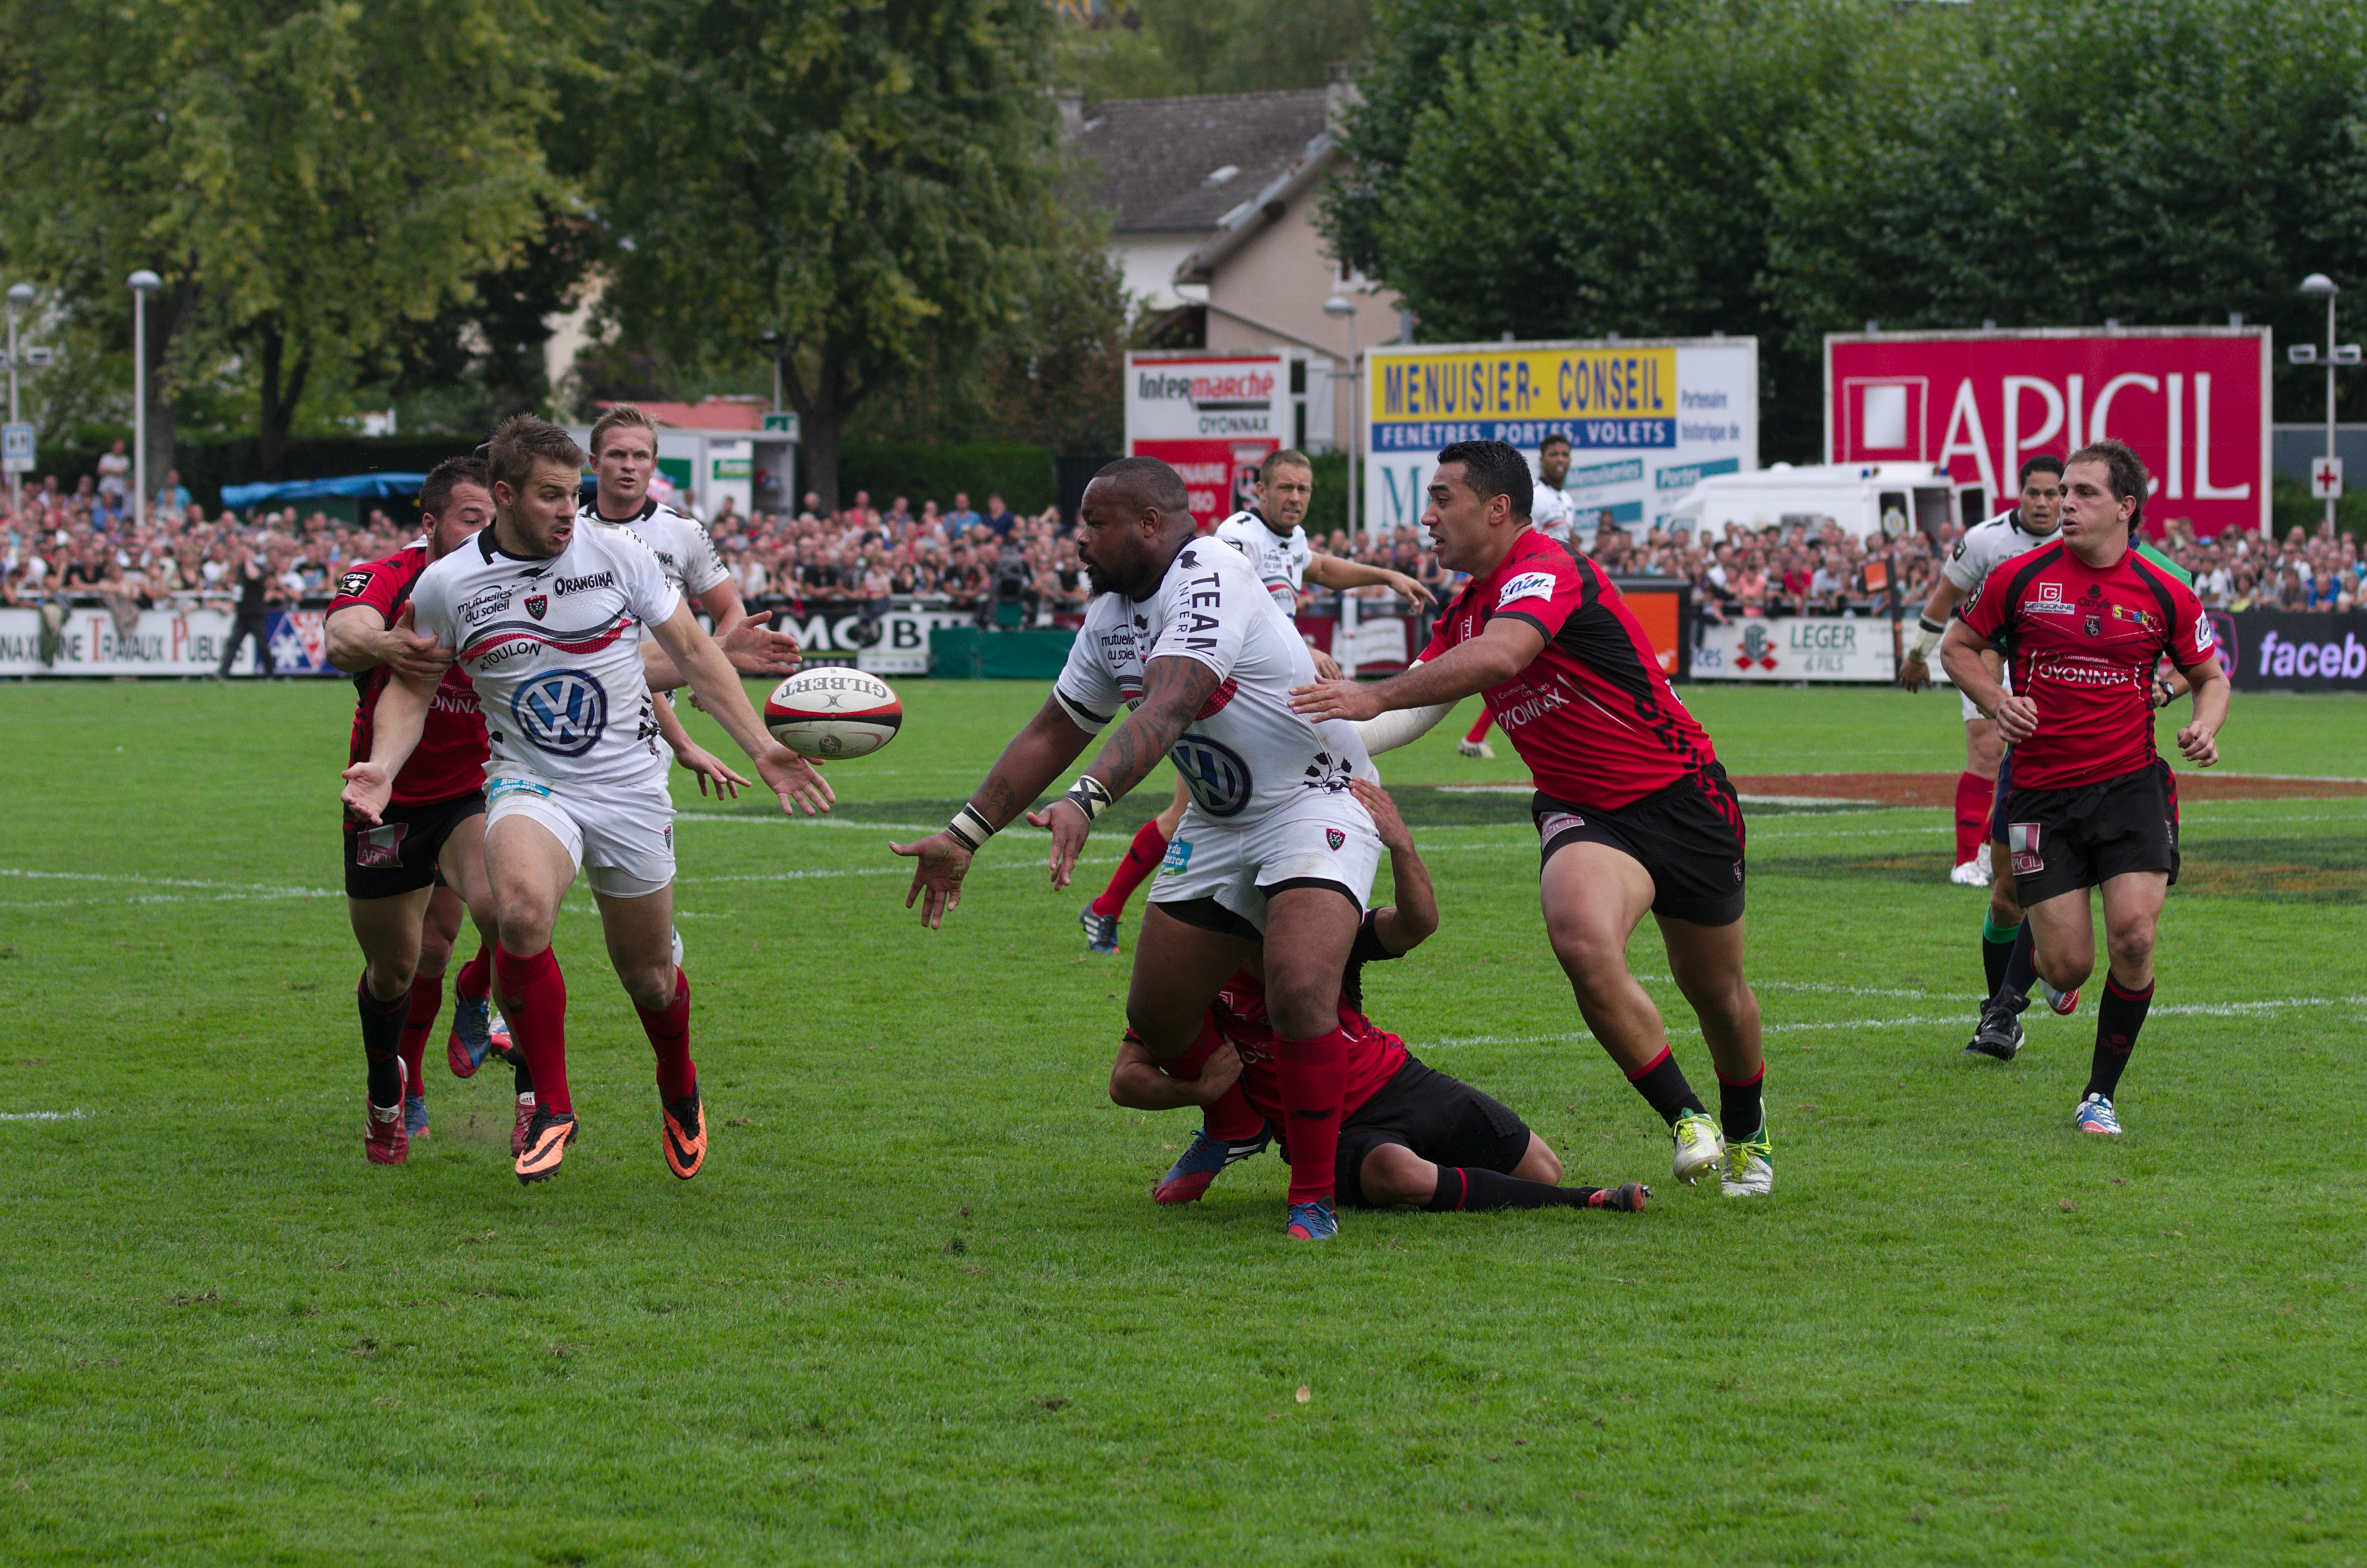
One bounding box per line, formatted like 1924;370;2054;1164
637;967;695;1099
397;969;440;1099
1092;819;1170;920
1463;711;1493;745
1275;1026;1349;1205
454;941;493;1004
1624;1046;1707;1126
2088;976;2153;1101
495;944;571;1116
1953;771;1990;868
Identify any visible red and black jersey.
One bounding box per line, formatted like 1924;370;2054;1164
1957;540;2215;791
1418;528;1715;811
1199;917;1408;1122
326;545;488;806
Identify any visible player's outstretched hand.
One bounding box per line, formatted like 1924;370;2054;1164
1897;655;1932;693
1311;646;1344;682
339;761;394;826
717;610;802;677
754;743;834;817
1023;799;1091;891
2176;720;2220;768
676;740;753;799
1350;777;1414;855
1993;692;2040;745
1384;570;1438;610
380;603;455;685
889;832;973;929
1289;677;1382;723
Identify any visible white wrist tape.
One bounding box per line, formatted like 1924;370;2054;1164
943;804;996;853
1353;701;1453;756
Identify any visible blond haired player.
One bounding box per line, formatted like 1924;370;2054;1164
1077;448;1432;956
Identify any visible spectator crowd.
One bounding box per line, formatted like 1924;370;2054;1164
4;452;2363;664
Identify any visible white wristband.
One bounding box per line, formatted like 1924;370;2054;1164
943;804;995;853
1061;775;1114;823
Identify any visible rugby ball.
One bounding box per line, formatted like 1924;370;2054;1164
763;668;903;759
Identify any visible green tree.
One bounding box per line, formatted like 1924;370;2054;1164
1351;1;1880;458
1321;0;1655;282
1765;0;2367;425
579;0;1068;508
1056;0;1377;104
0;0;564;480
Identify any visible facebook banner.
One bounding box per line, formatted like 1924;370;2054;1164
2220;610;2367;692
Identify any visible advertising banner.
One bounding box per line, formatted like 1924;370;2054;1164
1125;351;1287;531
776;603;989;676
1827;329;2270;537
1691;613;1925;684
1362;338;1758;542
2218;609;2367;692
0;606;313;676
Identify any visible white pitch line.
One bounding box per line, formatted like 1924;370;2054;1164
0;1110;87;1123
0;868;338;896
1421;996;2366;1050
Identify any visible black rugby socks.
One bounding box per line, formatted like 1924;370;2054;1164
2088;976;2153;1101
1716;1062;1765;1145
1981;913;2022;999
1624;1046;1707;1126
1423;1167;1608;1211
357;973;408;1107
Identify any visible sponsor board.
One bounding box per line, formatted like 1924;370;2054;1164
1692;613;1933;683
1126;352;1287;531
1827;328;2270;537
1363;338;1757;545
0;607;341;676
2226;610;2367;692
779;603;985;676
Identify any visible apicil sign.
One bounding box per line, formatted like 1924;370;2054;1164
1827;328;2270;537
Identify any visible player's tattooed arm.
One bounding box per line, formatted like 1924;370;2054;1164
891;694;1096;928
1108;1035;1242;1111
1026;656;1219;891
1292;616;1543;723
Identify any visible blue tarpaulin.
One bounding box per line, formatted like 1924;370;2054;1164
220;473;429;510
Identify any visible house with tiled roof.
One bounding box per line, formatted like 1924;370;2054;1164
1069;75;1402;452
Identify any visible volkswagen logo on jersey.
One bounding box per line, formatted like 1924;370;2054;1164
511;669;608;757
1169;734;1253;818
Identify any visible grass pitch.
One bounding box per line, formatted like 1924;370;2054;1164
1;677;2362;1566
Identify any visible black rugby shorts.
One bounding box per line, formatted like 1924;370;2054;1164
1535;762;1747;927
2004;760;2179;907
1335;1056;1532;1209
342;791;487;900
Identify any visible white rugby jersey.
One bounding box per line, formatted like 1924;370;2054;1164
1213;508;1311;616
579;495;730;599
1055;536;1376;823
409;522;681;788
1531;482;1577;545
1943;507;2061;595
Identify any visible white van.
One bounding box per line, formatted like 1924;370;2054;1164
1662;461;1988;543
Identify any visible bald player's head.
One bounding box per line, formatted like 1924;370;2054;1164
1076;457;1196;600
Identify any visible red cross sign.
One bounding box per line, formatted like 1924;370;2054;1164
2311;457;2344;499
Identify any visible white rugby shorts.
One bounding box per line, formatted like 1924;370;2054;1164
485;771;676;898
1148;786;1381;932
1961;662;2011;724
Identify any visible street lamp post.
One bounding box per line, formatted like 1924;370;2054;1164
6;282;32;517
2294;274;2362;536
1323;295;1360;539
128;271;161;526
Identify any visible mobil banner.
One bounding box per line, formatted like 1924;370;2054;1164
2220;609;2367;692
1826;329;2269;538
1125;351;1286;531
771;603;980;677
1362;337;1757;542
1692;613;1926;684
